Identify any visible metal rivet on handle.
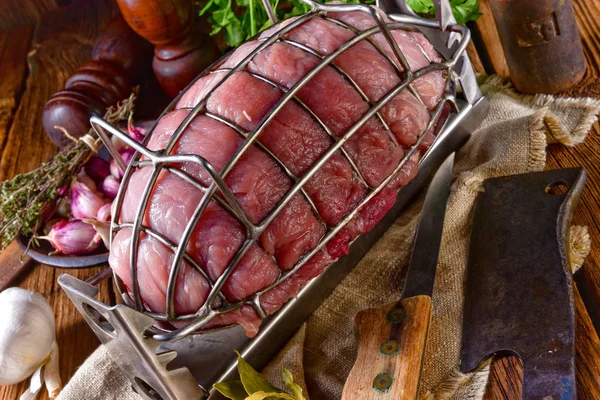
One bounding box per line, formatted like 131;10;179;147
373;373;394;392
379;339;399;356
386;307;406;323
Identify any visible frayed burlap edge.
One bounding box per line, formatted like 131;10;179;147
480;75;600;147
528;110;549;172
424;77;599;399
480;77;594;274
570;226;591;273
421;359;493;400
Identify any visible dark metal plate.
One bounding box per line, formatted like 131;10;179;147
460;168;586;399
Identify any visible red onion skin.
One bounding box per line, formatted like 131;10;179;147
128;123;145;142
42;219;101;255
97;203;112;222
110;148;135;179
84;156;111;184
100;175;120;199
70;179;107;220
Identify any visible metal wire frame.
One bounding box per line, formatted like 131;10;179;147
91;0;471;342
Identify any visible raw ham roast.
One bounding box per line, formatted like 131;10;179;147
109;8;447;337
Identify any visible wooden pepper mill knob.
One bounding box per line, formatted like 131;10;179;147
43;15;152;148
116;0;221;99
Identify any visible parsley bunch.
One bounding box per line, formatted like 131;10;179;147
199;0;374;48
200;0;481;49
407;0;482;23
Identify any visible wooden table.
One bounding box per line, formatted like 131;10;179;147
0;0;599;398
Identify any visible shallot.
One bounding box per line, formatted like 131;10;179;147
37;220;101;255
97;203;112;222
127;122;146;142
83;156;110;184
99;175;120;199
70;179;106;220
110;148;135;179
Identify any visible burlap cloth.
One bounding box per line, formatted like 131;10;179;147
57;77;600;400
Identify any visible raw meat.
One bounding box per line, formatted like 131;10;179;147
330;8;446;109
109;10;445;337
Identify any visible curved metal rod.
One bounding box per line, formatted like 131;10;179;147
89;4;476;341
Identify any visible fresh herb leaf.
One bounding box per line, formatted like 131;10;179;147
450;0;482;23
213;353;307;400
406;0;435;15
407;0;481;23
214;380;248;400
245;392;296;400
280;367;306;400
0;93;136;252
199;0;375;48
235;351;284;395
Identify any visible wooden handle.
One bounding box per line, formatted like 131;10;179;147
42;15;152;147
116;0;220;98
342;295;432;400
0;241;33;291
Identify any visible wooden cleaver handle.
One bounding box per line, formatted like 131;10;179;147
342;295;432;399
0;240;33;291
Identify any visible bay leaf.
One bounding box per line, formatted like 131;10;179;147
236;351;283;395
280;367;306;400
245;391;296;400
213;380;248;400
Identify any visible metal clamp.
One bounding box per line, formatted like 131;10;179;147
60;0;488;398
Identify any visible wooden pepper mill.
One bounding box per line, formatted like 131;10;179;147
488;0;586;94
116;0;221;99
43;15;152;147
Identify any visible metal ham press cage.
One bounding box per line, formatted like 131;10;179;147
58;0;489;398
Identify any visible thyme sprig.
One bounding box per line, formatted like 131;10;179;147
0;93;137;252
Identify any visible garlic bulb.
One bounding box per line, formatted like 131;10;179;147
0;287;61;399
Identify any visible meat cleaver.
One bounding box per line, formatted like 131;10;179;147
460;168;586;399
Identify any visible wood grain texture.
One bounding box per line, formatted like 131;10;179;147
0;0;66;32
0;24;33;155
0;241;34;291
471;0;509;77
0;1;118;399
0;0;117;180
342;296;432;400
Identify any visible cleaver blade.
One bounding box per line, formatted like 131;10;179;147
460;168;586;399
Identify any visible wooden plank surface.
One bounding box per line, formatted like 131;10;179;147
0;0;600;399
0;1;117;399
